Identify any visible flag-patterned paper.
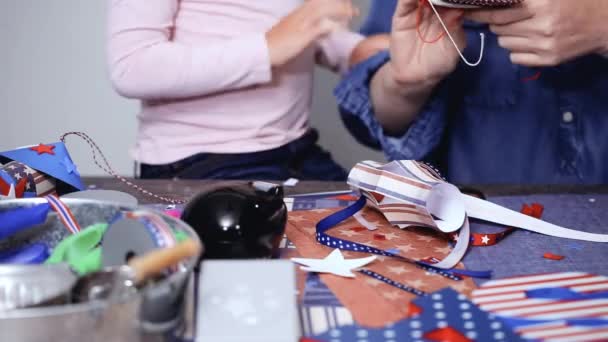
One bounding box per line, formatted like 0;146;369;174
0;161;57;197
301;274;355;336
286;207;477;327
347;161;447;231
472;272;608;341
311;287;523;342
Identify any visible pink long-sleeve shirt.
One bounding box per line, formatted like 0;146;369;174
108;0;363;165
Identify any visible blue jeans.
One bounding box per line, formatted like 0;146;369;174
139;130;347;181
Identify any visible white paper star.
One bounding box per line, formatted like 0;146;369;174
291;249;377;278
481;235;490;244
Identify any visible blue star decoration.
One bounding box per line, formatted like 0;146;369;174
61;156;80;176
310;288;523;342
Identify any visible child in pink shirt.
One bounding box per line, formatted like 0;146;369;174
108;0;387;180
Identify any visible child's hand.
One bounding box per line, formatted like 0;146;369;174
349;34;390;67
266;0;358;67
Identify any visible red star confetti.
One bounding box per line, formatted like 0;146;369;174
373;233;387;241
332;194;359;201
407;302;423;317
424;327;472;342
29;143;56;155
543;252;565;261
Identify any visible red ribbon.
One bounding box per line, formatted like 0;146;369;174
449;203;544;247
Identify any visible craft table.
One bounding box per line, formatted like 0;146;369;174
83;178;608;204
82;178;608;341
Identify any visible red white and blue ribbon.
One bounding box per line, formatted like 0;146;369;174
45;195;81;234
127;211;177;248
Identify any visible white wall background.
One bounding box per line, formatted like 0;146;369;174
0;0;384;177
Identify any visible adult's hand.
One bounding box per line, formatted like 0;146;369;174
388;0;466;86
266;0;358;67
467;0;608;66
369;0;466;135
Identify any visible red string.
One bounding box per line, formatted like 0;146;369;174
522;71;542;82
416;0;446;44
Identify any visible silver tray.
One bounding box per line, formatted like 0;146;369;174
0;198;200;342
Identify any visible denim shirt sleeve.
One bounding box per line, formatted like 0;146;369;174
334;51;449;161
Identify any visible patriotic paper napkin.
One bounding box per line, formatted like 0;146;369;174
286;208;477;327
472;272;608;341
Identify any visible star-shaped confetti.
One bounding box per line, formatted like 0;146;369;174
450;281;472;293
288;215;307;223
409;279;427;289
396;244;416;253
383;232;401;241
339;229;363;238
29;143;55;155
434;245;453;254
361;240;377;248
291;249;377;278
382;291;402;301
416;234;436;243
387;265;411;275
311;209;331;214
424;326;472;342
364;277;384;287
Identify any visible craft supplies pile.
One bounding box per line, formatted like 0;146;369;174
0;142;200;315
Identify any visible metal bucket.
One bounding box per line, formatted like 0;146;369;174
0;198;200;342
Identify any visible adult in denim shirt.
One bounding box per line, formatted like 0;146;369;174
337;0;608;184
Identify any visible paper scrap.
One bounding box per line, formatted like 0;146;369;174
283;178;299;187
